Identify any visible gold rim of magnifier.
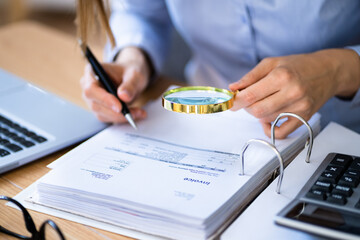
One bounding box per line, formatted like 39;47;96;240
162;86;235;114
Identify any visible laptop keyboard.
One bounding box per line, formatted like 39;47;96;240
0;114;47;157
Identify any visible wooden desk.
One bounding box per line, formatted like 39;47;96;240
0;21;177;239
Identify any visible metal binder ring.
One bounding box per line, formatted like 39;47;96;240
271;113;314;163
240;139;284;194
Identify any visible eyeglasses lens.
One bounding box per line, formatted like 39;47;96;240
42;221;63;240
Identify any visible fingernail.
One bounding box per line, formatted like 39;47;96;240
118;89;127;96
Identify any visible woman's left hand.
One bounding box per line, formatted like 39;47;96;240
229;49;360;138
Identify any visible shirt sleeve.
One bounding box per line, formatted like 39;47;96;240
103;0;172;73
344;44;360;107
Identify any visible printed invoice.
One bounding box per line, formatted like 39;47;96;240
22;97;320;240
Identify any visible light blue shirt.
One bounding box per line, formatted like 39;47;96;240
105;0;360;133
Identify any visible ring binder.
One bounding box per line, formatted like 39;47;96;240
240;139;284;194
17;98;321;240
271;113;314;163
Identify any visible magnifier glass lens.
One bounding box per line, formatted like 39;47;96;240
164;90;232;105
162;86;235;114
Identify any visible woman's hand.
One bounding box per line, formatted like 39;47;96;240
229;49;360;138
80;47;151;123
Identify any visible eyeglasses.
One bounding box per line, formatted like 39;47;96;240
0;195;65;240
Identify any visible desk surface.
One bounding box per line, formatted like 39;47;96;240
0;21;177;240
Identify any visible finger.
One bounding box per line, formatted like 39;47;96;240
118;67;148;103
259;97;313;138
90;101;147;123
82;81;123;113
232;73;281;110
101;63;125;85
260;121;272;138
80;64;98;88
86;100;121;121
97;110;147;124
81;63;126;93
81;63;124;88
229;58;277;91
255;97;312;124
240;88;296;119
99;108;147;124
262;117;304;139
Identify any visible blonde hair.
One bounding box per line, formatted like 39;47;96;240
76;0;116;47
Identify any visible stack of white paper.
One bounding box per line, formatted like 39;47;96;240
24;98;320;239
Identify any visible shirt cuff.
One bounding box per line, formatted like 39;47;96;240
103;33;162;73
346;45;360;56
343;45;360;107
103;9;171;73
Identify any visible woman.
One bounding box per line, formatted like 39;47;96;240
77;0;360;138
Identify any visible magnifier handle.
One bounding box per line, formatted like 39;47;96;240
232;90;240;96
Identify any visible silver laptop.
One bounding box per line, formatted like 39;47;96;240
0;68;107;173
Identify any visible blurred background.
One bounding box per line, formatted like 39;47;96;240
0;0;190;81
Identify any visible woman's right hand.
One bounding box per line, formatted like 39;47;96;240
80;47;151;124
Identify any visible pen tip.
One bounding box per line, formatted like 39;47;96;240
125;114;138;130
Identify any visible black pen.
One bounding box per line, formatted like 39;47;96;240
79;41;137;130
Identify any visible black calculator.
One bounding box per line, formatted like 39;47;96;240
275;153;360;240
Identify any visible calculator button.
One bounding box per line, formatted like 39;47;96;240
327;194;347;205
313;181;332;192
332;185;353;197
355;200;360;209
344;170;360;180
329;154;352;168
306;190;326;201
318;172;339;184
349;161;360;172
338;176;359;188
306;190;326;200
325;166;344;175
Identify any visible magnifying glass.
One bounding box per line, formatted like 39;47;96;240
162;86;236;114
